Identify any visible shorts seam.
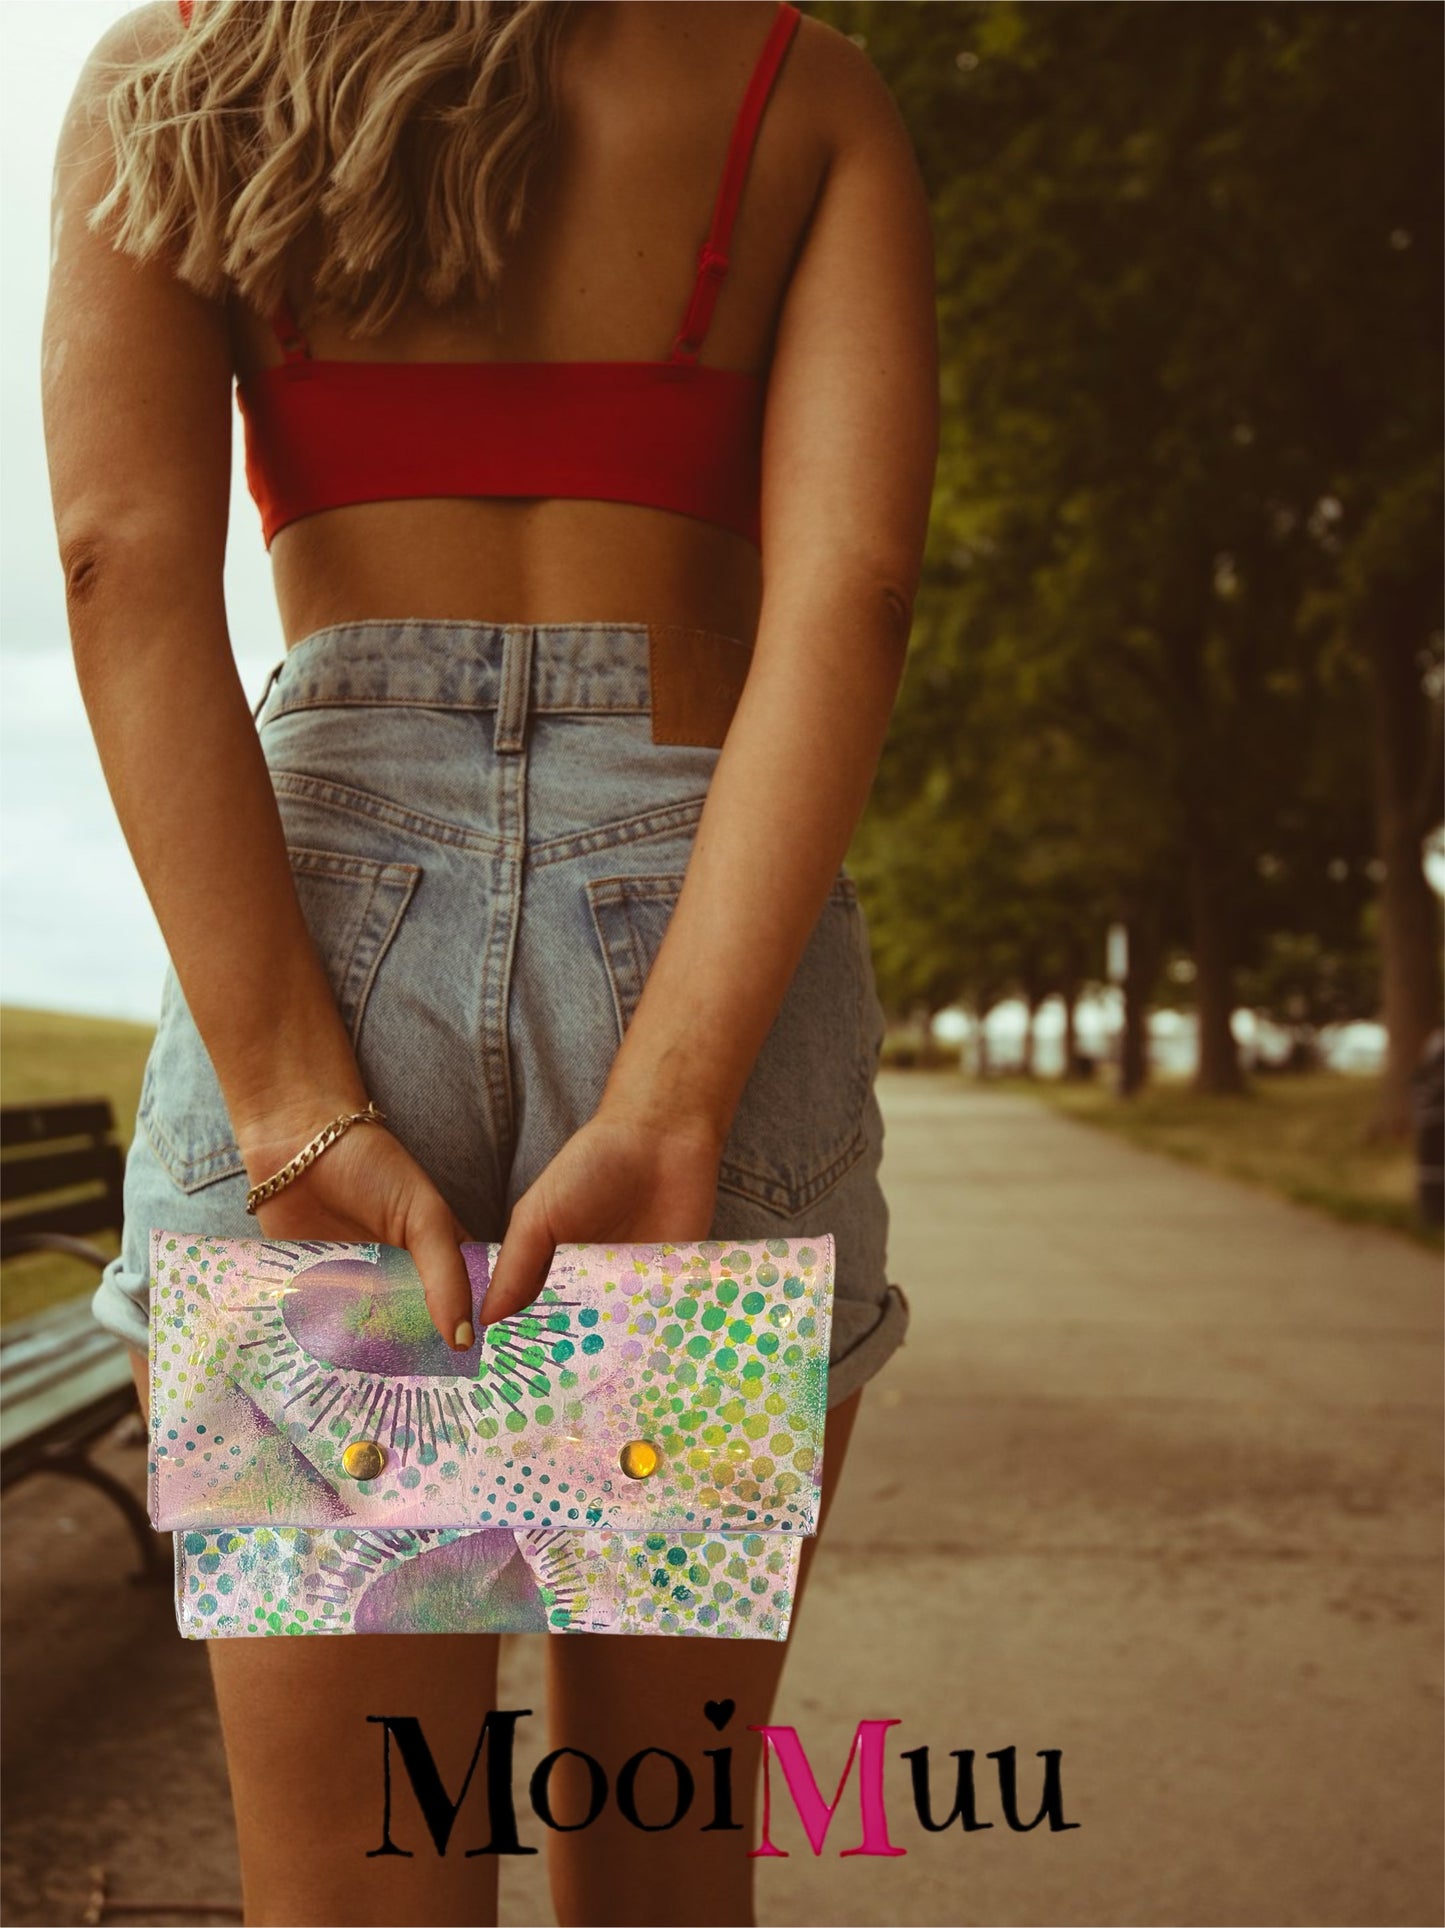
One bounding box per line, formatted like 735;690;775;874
269;768;506;858
528;795;711;870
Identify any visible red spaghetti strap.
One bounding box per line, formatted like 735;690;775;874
177;0;192;21
669;1;801;365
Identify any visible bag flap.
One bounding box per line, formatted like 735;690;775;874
148;1229;833;1537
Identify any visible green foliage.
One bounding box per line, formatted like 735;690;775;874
818;1;1442;1048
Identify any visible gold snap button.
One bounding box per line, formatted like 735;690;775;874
619;1439;660;1480
342;1439;386;1481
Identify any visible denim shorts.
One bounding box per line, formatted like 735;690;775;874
91;619;910;1411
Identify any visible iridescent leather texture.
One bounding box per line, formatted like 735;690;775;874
149;1229;834;1639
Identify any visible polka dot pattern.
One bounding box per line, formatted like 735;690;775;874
172;1521;802;1641
149;1229;833;1639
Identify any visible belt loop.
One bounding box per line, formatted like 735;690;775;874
250;656;285;727
493;625;535;754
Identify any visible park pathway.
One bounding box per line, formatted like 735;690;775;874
502;1074;1444;1926
2;1073;1440;1926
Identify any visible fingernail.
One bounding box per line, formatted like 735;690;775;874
454;1320;474;1350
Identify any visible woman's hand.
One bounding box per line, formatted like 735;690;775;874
243;1115;478;1351
482;1102;726;1326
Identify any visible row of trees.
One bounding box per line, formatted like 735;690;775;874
820;0;1444;1132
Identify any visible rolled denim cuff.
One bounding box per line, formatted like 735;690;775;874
91;1250;151;1357
825;1282;909;1410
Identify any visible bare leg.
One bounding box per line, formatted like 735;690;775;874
207;1629;504;1926
130;1346;506;1927
542;1388;864;1928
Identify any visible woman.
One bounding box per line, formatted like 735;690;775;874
41;1;938;1921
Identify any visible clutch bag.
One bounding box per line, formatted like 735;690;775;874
147;1227;834;1640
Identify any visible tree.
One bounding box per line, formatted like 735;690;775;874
822;2;1440;1110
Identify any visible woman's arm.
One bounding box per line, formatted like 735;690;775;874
604;27;939;1125
486;23;939;1313
41;5;476;1344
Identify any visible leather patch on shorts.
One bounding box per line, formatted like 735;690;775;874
646;625;754;747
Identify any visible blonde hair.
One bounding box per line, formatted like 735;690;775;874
87;0;575;338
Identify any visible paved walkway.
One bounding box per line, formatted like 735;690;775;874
3;1074;1441;1925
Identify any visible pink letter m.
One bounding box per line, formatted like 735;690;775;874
748;1720;907;1858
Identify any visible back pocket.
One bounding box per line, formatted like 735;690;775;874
584;869;876;1216
137;845;421;1194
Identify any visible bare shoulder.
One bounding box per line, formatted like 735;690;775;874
783;7;933;290
656;3;917;169
754;8;939;595
51;0;188;207
63;0;183;117
789;8;923;165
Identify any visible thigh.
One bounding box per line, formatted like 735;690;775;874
541;1387;864;1928
130;1342;506;1928
206;1628;504;1928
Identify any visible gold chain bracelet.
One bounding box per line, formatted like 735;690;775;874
243;1100;388;1215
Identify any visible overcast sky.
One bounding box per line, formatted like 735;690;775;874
3;2;280;1024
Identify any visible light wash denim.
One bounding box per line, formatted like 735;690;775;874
92;619;910;1410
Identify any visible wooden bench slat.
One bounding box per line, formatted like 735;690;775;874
1;1301;132;1421
1;1193;126;1254
1;1141;124;1202
0;1347;137;1459
0;1100;163;1575
0;1297;103;1347
2;1312;125;1386
0;1099;116;1148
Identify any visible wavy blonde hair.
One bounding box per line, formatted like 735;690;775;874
87;0;575;337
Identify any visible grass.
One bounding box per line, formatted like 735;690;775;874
1;1004;155;1325
992;1067;1443;1249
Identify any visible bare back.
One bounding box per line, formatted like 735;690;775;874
228;2;832;648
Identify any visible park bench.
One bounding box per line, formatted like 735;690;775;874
0;1098;166;1581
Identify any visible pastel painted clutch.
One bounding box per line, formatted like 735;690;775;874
147;1227;834;1640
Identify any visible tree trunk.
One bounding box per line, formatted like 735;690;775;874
973;1001;992;1080
1189;845;1247;1095
1061;976;1079;1078
1118;912;1160;1098
1368;620;1444;1138
1021;990;1040;1078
